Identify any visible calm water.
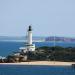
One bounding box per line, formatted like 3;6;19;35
0;41;75;56
0;41;75;75
0;65;75;75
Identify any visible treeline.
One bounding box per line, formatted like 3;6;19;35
28;46;75;62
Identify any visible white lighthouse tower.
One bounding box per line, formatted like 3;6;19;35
19;26;35;52
26;26;35;51
28;26;32;45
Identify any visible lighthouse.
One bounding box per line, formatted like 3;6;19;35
19;25;35;52
26;26;35;51
28;26;32;45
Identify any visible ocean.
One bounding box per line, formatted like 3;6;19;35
0;65;75;75
0;41;75;75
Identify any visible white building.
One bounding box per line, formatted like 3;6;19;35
19;26;35;52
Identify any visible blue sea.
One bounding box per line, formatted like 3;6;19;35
0;41;75;75
0;65;75;75
0;41;75;56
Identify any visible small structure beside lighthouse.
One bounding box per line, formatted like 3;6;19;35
19;26;35;52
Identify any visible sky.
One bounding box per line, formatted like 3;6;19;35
0;0;75;37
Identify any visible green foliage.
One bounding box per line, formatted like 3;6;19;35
34;46;75;61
